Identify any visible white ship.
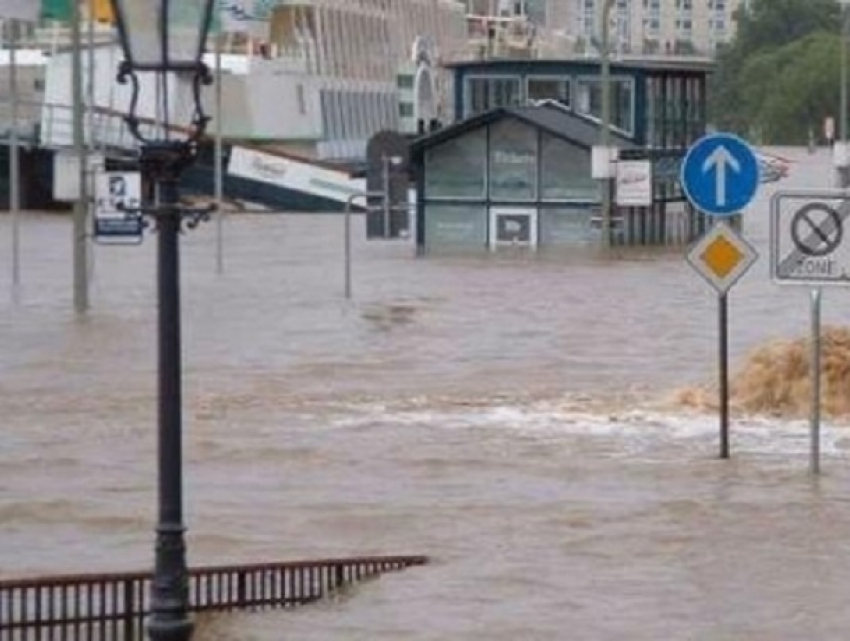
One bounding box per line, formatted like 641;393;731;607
2;1;570;158
0;1;469;163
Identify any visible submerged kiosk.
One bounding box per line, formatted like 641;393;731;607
410;57;716;253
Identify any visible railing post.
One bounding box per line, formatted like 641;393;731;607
124;579;136;641
335;564;344;591
237;572;247;608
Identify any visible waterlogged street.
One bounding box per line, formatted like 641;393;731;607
3;147;850;639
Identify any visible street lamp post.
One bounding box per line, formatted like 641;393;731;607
107;2;216;640
599;0;616;250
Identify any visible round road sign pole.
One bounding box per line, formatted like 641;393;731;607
718;292;730;459
810;288;822;475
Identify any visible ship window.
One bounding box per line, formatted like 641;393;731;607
320;90;331;137
296;84;306;116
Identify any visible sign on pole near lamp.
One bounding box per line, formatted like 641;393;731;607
681;133;760;217
94;171;143;244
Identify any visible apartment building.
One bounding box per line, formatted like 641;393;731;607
547;0;745;57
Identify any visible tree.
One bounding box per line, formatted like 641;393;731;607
741;32;841;144
734;0;838;54
709;0;842;143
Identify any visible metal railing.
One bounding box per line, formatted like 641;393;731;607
0;554;428;640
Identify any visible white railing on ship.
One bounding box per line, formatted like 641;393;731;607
37;101;149;152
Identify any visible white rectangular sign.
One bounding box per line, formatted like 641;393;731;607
591;145;618;179
228;146;366;205
94;171;144;242
770;189;850;286
616;160;652;207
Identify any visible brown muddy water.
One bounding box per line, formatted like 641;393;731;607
3;147;850;640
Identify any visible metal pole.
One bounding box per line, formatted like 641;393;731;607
843;5;848;146
87;3;97;284
343;191;383;299
841;4;849;187
718;291;730;459
214;36;224;275
599;0;615;250
71;0;89;313
9;19;21;295
810;287;822;475
344;194;353;299
382;155;390;237
147;168;193;641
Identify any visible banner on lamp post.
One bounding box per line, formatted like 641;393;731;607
217;0;256;33
40;0;73;21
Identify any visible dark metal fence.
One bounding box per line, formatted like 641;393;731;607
0;555;428;640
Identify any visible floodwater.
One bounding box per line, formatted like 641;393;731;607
3;147;850;640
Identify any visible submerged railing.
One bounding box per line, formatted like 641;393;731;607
0;554;428;640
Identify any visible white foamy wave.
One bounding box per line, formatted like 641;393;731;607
328;401;850;461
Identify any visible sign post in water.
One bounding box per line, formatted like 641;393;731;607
770;189;850;474
682;133;760;459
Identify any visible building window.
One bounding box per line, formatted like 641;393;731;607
425;128;487;199
574;77;635;136
465;76;522;116
399;103;414;118
527;77;571;107
488;119;537;201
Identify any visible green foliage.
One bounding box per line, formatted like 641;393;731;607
710;0;844;144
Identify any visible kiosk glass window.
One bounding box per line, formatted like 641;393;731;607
488;119;537;201
540;133;599;201
539;207;600;246
575;77;635;135
466;76;522;115
425;128;487;199
527;77;570;106
425;205;488;249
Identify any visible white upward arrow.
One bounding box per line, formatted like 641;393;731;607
702;145;741;208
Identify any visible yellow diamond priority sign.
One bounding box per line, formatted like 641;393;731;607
687;221;758;293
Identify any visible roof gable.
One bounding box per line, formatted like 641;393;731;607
411;103;636;156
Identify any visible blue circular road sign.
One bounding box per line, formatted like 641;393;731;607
680;133;760;217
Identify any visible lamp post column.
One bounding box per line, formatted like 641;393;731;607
148;154;193;641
